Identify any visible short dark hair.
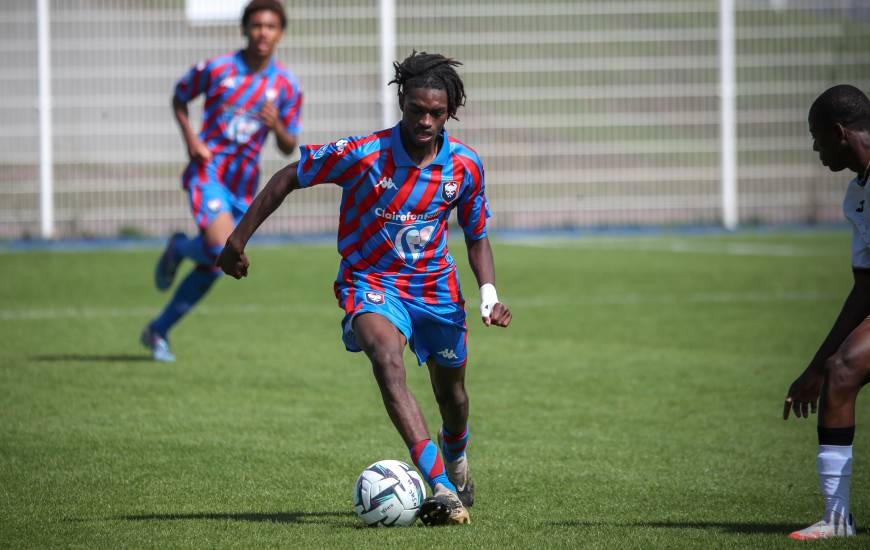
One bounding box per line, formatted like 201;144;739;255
809;84;870;132
390;51;466;120
242;0;287;29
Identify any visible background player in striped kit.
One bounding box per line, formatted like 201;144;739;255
783;84;870;540
141;0;302;362
217;52;512;526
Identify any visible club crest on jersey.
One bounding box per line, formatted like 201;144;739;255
364;291;385;305
442;180;459;204
220;76;239;90
384;219;438;266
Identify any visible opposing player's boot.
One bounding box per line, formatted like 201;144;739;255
439;430;475;507
419;483;470;526
140;325;176;363
155;232;186;291
788;513;856;540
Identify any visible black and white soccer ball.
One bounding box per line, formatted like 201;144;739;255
353;459;427;527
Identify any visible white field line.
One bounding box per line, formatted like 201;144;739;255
0;291;839;322
507;238;843;257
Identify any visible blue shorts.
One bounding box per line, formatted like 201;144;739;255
338;282;468;368
188;182;249;231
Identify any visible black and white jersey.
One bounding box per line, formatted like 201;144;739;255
843;175;870;268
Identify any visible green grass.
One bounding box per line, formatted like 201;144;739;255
1;229;868;548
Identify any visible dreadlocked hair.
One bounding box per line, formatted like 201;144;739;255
390;51;466;120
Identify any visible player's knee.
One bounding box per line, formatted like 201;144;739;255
370;351;406;389
434;382;468;409
824;352;863;392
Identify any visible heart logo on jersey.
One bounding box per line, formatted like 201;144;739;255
383;220;438;266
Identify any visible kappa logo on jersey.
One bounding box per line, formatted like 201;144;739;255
376;177;397;190
206;199;222;212
442;180;459;204
221;76;239;90
384;219;438;265
265;88;278;102
437;348;458;360
364;291;385;305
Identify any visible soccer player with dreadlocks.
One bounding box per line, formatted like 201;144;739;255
217;51;512;525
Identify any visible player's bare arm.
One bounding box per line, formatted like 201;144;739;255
258;101;297;155
217;162;300;279
784;269;870;420
465;236;511;327
171;96;212;162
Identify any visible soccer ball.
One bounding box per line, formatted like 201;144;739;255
353;459;427;527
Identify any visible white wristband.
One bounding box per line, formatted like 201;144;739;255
479;283;499;319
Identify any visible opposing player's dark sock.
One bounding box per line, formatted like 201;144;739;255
440;425;468;463
817;425;855;522
410;439;456;493
151;265;221;336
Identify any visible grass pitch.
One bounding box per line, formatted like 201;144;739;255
1;229;867;549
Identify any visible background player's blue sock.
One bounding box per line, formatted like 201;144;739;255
174;234;221;266
410;439;456;493
151;265;221;336
440;425;469;463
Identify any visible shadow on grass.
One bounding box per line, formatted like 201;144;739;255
69;511;353;525
547;519;807;535
31;354;152;363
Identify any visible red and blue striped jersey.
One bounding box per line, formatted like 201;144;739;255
174;50;303;203
297;124;490;307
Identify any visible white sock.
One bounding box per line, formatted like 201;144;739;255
817;444;852;522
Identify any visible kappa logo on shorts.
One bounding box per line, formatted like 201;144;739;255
383;219;438;266
441;180;459;204
364;291;385;305
437;348;458;360
206;199;222;212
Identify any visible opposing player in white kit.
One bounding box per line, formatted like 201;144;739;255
783;84;870;540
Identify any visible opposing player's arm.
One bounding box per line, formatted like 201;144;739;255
810;270;870;370
783;269;870;419
217;162;300;279
465;236;511;327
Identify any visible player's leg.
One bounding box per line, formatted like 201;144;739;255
351;311;468;525
427;359;474;508
142;185;233;361
353;312;430;445
790;320;870;540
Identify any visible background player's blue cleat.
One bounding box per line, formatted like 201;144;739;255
140;325;176;362
154;232;186;291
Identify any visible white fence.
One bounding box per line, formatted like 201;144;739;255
2;0;869;238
